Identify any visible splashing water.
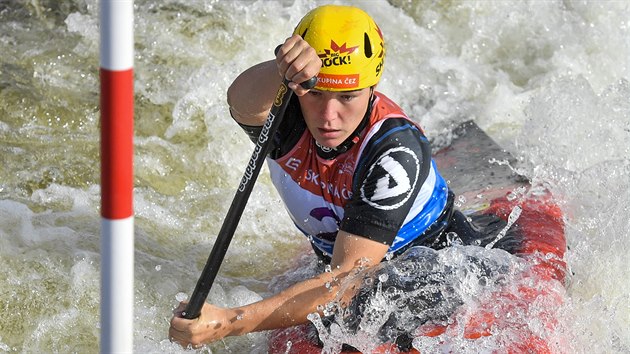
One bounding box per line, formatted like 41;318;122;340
486;205;522;249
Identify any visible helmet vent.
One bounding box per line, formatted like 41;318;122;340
364;33;372;58
301;28;308;38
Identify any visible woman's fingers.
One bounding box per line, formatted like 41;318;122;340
276;34;321;89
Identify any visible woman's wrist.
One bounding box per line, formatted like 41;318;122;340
221;306;250;337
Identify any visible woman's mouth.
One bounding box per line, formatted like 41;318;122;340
318;127;339;138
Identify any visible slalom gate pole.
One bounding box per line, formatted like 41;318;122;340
183;77;316;319
99;0;135;352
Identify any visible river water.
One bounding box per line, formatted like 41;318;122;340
0;0;628;353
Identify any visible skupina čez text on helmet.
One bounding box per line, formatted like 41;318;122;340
293;5;385;91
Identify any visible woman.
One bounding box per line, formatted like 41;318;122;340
170;5;472;348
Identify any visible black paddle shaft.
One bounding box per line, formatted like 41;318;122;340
183;76;316;319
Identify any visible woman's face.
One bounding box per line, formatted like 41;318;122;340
297;87;371;148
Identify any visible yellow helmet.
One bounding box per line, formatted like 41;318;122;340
293;5;385;91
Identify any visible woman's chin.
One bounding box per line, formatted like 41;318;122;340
315;138;342;150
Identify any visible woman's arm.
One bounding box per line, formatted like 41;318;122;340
226;34;321;127
169;231;389;347
226;59;279;126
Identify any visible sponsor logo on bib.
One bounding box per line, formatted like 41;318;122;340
360;147;419;210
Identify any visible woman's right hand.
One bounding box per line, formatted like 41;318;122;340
169;301;238;348
275;34;322;95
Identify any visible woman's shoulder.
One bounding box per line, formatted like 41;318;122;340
371;91;407;119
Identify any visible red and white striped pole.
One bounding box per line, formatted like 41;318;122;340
100;0;134;352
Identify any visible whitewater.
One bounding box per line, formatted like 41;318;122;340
0;0;628;352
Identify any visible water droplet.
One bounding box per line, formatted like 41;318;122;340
307;312;321;322
175;292;188;302
446;232;462;246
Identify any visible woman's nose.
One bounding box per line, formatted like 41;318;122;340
320;98;339;122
